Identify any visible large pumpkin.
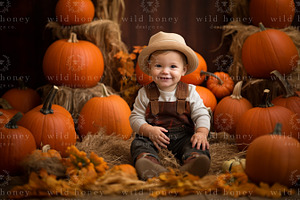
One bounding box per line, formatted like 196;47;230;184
214;81;253;135
78;89;132;140
181;52;207;85
271;70;300;115
242;23;298;78
195;86;217;112
2;80;41;113
0;98;21;126
235;89;299;151
19;86;77;157
245;123;300;187
249;0;295;29
0;112;36;175
43;32;104;88
201;71;234;99
55;0;95;26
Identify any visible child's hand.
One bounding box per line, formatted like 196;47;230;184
191;130;209;150
148;126;170;151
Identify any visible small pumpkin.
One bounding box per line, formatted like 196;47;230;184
181;52;207;85
235;89;299;151
201;71;234;99
245;123;300;187
249;0;295;29
110;164;137;177
0;112;37;175
242;23;298;78
43;32;104;88
19;86;77;157
1;79;41;113
195;86;217;112
78;85;132;140
213;81;253;135
271;70;300;115
222;157;246;173
35;144;62;160
55;0;95;26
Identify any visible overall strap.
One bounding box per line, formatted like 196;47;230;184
175;81;189;114
145;81;189;115
145;82;160;115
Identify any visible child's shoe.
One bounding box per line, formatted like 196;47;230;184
135;154;168;180
180;153;210;177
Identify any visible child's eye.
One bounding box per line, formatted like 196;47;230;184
170;65;177;68
155;64;162;68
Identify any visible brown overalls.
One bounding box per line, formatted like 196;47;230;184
130;82;210;164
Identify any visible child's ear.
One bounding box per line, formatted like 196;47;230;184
182;65;188;76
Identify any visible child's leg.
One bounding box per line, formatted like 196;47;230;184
130;134;168;180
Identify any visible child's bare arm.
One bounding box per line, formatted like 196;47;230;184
139;123;170;151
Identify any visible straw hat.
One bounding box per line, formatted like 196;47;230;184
138;31;198;75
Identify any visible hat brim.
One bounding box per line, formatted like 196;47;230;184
137;41;198;76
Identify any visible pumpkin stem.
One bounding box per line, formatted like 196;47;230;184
258;22;266;31
5;112;23;129
17;78;27;90
260;89;274;108
270;70;296;98
0;98;13;109
42;144;51;153
68;32;79;43
230;81;243;100
200;70;224;85
40;86;59;114
101;83;110;97
272;123;282;135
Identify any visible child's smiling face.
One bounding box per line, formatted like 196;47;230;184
148;50;187;92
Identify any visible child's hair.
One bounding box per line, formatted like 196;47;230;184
148;50;188;65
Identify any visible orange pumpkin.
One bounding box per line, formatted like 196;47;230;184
213;81;253;135
2;80;41;113
43;32;104;88
195;86;217;112
249;0;295;29
245;123;300;187
35;144;62;160
19;86;76;157
135;62;153;86
55;0;95;26
242;23;298;78
181;52;207;85
235;89;299;151
271;70;300;115
0;112;36;175
201;71;234;99
78;88;132;140
110;164;137;177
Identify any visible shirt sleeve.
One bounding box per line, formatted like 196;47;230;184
129;87;149;133
189;85;211;130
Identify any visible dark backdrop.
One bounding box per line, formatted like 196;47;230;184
0;0;299;96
